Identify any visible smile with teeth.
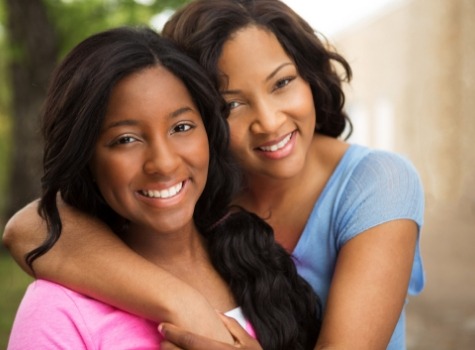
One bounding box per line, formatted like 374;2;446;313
258;132;293;152
140;181;184;199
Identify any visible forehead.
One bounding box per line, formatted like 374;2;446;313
105;66;197;121
218;26;293;84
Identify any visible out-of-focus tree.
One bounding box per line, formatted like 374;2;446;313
3;0;57;221
0;1;11;224
1;0;190;223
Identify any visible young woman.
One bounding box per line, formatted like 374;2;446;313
3;1;424;349
6;26;320;350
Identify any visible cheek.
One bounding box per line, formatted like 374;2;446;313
228;119;248;155
181;131;210;177
91;154;130;198
94;164;118;198
196;138;210;174
291;85;316;127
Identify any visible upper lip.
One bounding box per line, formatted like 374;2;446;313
255;131;294;149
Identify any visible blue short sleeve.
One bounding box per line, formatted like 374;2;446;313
334;149;425;294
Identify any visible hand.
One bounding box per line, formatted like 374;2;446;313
159;313;263;350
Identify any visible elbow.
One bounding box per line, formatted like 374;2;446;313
2;207;38;275
2;215;18;252
2;199;41;253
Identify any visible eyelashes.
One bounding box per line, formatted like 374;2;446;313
273;76;295;91
107;122;196;147
224;75;297;111
171;122;194;134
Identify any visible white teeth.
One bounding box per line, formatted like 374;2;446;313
259;133;292;152
142;182;183;199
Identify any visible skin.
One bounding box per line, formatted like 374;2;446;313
220;27;346;252
93;65;237;338
160;313;261;350
3;27;419;350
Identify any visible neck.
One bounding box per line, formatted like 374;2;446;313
235;135;349;227
121;222;208;269
239;174;299;214
121;221;237;313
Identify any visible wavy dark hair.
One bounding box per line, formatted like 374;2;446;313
26;27;320;349
163;0;353;138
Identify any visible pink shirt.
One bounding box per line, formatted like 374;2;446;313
8;280;254;349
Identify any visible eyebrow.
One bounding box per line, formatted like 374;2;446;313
221;62;294;95
103;107;194;130
266;62;294;82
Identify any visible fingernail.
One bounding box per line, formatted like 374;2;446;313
158;323;164;335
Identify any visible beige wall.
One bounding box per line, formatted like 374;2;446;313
333;0;475;348
336;0;475;202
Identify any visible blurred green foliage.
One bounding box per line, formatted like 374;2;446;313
46;0;190;57
0;0;10;218
0;253;33;349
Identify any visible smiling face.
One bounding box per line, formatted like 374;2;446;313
90;66;209;236
218;26;316;182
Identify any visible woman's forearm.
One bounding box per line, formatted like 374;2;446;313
2;200;233;343
314;220;417;350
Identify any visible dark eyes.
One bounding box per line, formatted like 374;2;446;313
114;135;137;145
274;77;294;91
228;101;242;110
172;123;193;134
225;76;295;112
109;123;194;147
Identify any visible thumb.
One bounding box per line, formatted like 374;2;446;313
217;313;255;343
158;322;230;350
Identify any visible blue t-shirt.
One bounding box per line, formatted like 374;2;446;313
293;144;425;350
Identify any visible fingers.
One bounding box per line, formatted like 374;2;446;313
218;313;253;340
217;314;261;350
160;340;183;350
159;323;233;350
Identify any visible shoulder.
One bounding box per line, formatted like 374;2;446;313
332;145;425;242
335;145;424;199
15;279;82;310
9;280;161;349
8;280;91;349
17;279;111;315
352;146;421;182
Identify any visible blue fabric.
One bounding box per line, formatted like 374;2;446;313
293;144;425;350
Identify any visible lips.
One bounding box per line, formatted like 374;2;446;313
257;131;294;152
139;181;184;199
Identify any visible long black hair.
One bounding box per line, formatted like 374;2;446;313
163;0;353;138
27;26;320;349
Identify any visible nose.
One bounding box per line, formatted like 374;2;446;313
143;140;180;176
250;98;286;134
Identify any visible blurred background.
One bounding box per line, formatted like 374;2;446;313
0;0;474;348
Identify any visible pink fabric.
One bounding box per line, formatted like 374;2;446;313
246;323;256;338
8;279;255;349
8;280;163;349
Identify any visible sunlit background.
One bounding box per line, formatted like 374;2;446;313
284;0;407;36
283;1;475;349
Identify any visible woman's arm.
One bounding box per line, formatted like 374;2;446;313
315;219;418;350
124;221;417;350
2;200;233;344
